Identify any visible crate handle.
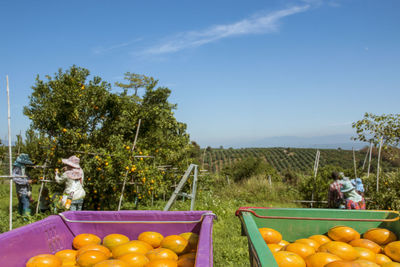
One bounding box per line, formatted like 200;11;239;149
59;212;217;224
235;208;399;222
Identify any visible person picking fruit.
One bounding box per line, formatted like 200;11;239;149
12;153;34;216
328;172;344;209
340;177;366;210
55;155;86;211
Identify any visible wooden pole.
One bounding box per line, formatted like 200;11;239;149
362;143;370;170
367;142;372;178
376;138;383;192
311;150;320;208
7;75;13;230
118;119;141;211
352;147;357;178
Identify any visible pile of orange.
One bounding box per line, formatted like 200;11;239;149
259;226;400;267
26;231;199;267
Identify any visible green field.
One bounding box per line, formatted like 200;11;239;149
201;147;397;173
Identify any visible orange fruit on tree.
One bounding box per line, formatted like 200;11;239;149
295;238;320;250
138;231;164;248
328;226;360;243
161;235;189;255
146;248;179;261
318;241;358;261
284;242;315;259
325;261;363;267
258;228;282;244
93;259;129;267
352;259;380;267
54;249;77;264
179;232;199;251
73;233;101;249
268;243;283;253
77;244;111;258
305;252;341;267
118;252;149;266
26;254;62;267
353;247;376;262
76;250;108;267
375;253;392;265
102;234;130;250
145;259;178;267
272;251;306;267
112;240;151;258
364;228;397;246
309;235;331;245
177;257;195;267
349;239;382;254
384;241;400;262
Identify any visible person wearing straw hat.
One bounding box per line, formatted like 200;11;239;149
55;155;85;211
12;154;34;216
340;177;366;210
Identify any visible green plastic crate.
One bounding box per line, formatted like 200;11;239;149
236;207;400;267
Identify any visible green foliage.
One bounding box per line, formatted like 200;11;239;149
22;66;194;210
363;172;400;210
221;157;280;182
352;113;400;147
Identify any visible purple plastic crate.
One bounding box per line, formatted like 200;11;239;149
0;210;216;266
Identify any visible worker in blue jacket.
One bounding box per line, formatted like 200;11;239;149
12;154;34;216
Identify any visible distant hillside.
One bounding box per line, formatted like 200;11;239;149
200;147;398;173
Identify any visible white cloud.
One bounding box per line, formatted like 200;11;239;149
142;5;310;55
93;38;143;54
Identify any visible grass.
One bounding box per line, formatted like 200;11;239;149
0;175;299;266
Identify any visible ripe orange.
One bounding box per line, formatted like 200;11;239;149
328;226;360;243
145;259;178;267
278;240;290;247
305;252;341;267
268;243;283;253
178;252;196;260
54;249;77;264
384;241;400;262
161;235;189;255
26;254;62;267
259;228;282;244
177;257;195;267
325;261;363;267
349;239;382;254
309;235;331;245
76;250;108;267
375;253;392;265
117;253;150;266
295;238;320;250
179;232;199;250
284;242;315;259
77;244;111;258
93;259;128;267
112;240;152;258
364;228;397;246
353;247;376;262
138;231;164;248
352;259;380;266
318;241;358;261
381;263;400;267
146;248;179;261
73;233;101;249
102;234;130;250
272;251;306;267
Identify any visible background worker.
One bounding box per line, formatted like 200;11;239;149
55;155;85;211
341;177;366;210
12;154;34;216
328;171;343;208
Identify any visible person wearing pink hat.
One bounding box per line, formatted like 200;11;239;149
55;155;86;210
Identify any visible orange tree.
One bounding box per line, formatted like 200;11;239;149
23;66;194;210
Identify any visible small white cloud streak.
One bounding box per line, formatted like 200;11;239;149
143;5;310;55
93;38;143;54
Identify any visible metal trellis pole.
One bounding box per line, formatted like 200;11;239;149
7;75;13;230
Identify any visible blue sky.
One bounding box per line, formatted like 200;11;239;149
0;0;399;148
